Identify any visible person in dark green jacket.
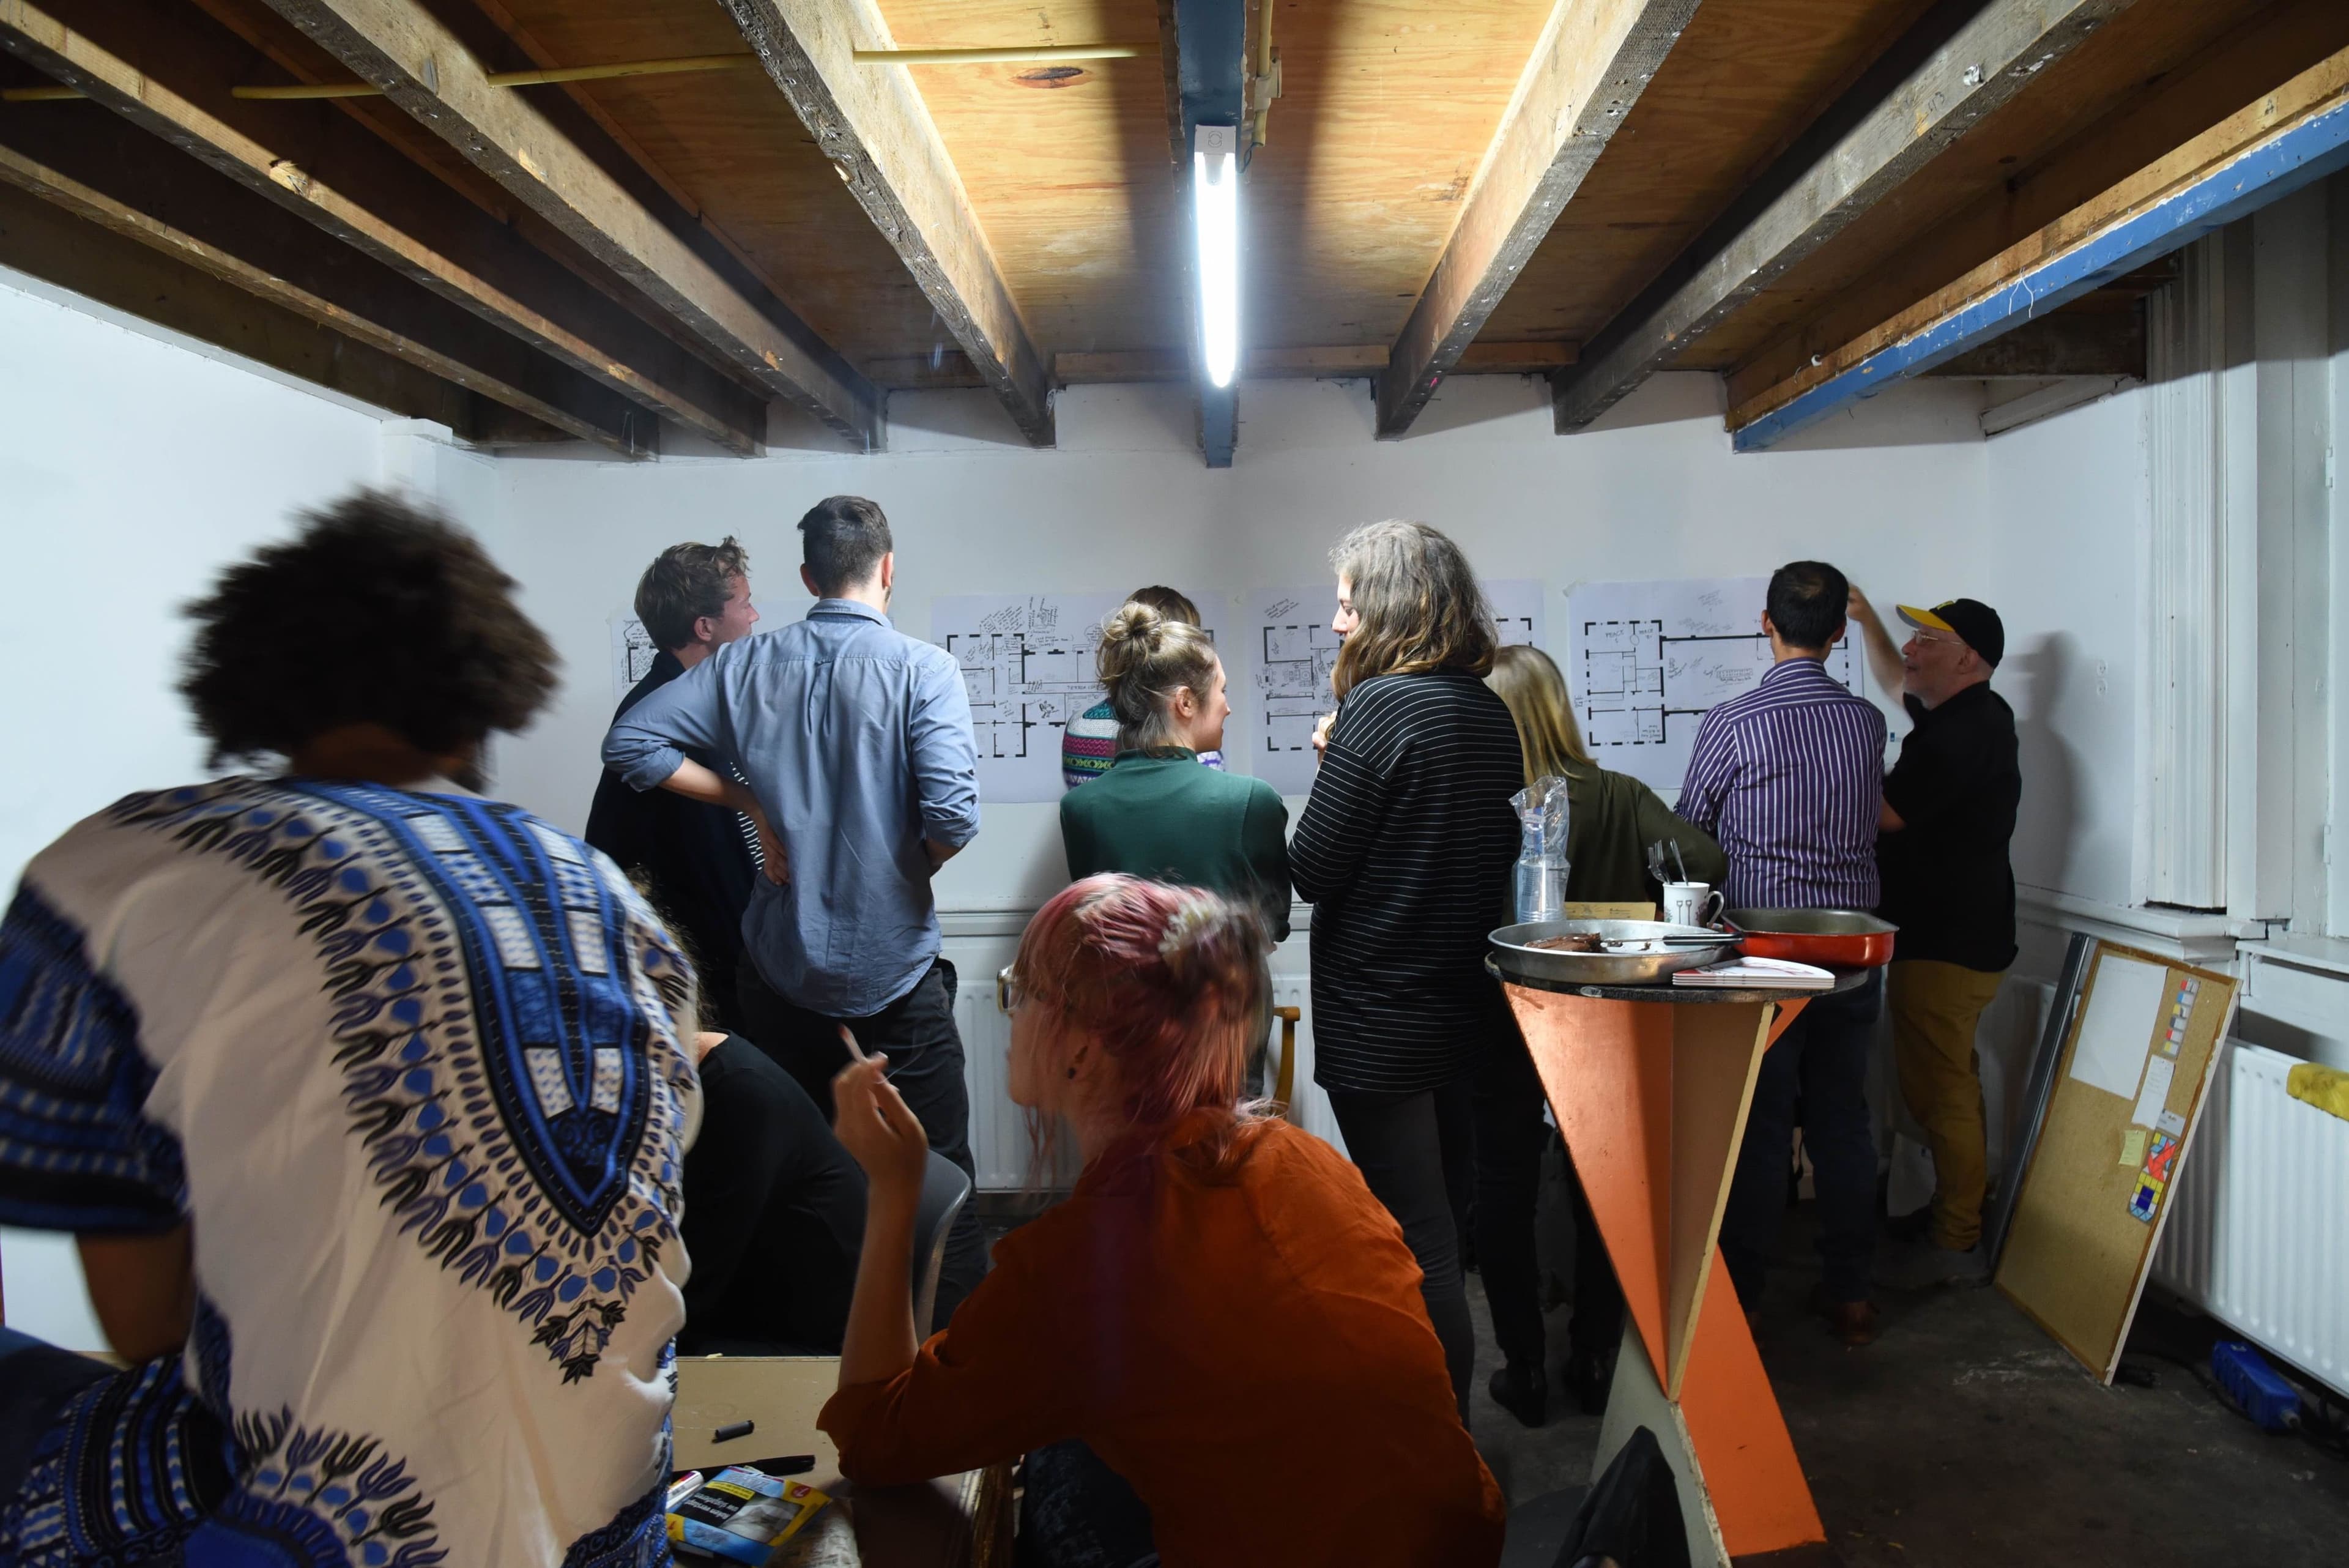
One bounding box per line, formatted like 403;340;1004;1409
1487;645;1726;901
1059;602;1291;942
1474;644;1727;1428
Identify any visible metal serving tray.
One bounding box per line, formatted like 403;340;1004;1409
1489;918;1739;988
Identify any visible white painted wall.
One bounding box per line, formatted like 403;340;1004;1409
1978;385;2148;912
0;269;493;1348
491;372;1994;897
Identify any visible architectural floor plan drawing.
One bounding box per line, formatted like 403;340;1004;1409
1568;578;1863;795
935;593;1124;801
931;592;1226;802
1247;579;1545;797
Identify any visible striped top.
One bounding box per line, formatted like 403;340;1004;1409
1678;656;1886;910
1291;671;1523;1093
1061;700;1225;789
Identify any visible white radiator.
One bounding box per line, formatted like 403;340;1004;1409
2153;1038;2349;1397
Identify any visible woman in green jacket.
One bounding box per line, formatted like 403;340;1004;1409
1476;645;1726;1426
1059;602;1291;943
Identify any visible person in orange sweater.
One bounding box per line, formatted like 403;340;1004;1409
818;874;1505;1567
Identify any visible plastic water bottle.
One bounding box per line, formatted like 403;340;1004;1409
1514;824;1564;924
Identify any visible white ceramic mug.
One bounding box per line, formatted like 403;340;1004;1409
1663;881;1724;928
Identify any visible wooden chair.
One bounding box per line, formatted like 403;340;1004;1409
1270;1005;1302;1119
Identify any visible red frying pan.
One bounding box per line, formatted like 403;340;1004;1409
1719;908;1897;968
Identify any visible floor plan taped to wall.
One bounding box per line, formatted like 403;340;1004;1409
930;592;1226;802
1247;579;1543;797
610;612;659;703
1565;576;1861;796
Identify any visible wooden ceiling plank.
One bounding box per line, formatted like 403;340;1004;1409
1715;0;2345;406
1052;340;1575;381
0;176;518;438
259;0;880;448
1375;0;1699;438
0;108;655;453
716;0;1053;445
1728;42;2349;448
1551;0;2131;434
0;0;764;454
1918;304;2143;378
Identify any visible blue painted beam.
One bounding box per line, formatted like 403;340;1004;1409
1734;94;2349;453
1172;0;1245;469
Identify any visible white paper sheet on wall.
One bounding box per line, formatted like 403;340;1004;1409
1243;579;1545;797
610;611;659;702
931;592;1228;803
2130;1055;2177;1129
1562;576;1861;795
2069;953;2169;1100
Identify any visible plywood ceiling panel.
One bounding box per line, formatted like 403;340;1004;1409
473;0;959;374
1244;0;1560;349
870;1;1186;357
1479;0;1937;346
1692;0;2318;382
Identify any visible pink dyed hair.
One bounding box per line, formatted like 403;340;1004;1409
1014;874;1273;1170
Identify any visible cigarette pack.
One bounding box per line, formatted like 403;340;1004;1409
667;1466;831;1563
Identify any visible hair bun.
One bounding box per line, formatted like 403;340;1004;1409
1100;601;1165;647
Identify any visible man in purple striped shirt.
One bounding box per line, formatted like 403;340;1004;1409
1682;562;1890;1343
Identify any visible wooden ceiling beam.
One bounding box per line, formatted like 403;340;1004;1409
259;0;880;449
1053;342;1579;383
715;0;1053;446
1551;0;2130;434
0;177;555;444
1727;42;2349;448
0;0;765;455
1375;0;1698;438
0;105;656;454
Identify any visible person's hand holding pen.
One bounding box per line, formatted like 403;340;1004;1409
1312;712;1335;760
831;1024;928;1203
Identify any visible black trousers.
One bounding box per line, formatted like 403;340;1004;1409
737;957;987;1328
1720;972;1884;1307
1326;1077;1477;1416
1474;1025;1627;1370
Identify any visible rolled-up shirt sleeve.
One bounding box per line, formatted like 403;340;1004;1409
600;658;724;793
909;650;981;849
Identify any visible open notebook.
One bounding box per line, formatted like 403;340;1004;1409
1672;955;1837;989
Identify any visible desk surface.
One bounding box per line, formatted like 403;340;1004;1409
674;1357;1001;1568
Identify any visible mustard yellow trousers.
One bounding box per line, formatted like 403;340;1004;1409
1888;958;2009;1250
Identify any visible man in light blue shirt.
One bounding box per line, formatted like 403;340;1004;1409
603;494;984;1319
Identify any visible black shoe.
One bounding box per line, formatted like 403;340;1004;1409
1487;1361;1547;1428
1562;1345;1614;1416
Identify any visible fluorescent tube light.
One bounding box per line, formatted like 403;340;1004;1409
1193;124;1240;388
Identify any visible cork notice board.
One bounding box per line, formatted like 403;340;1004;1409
1995;942;2238;1382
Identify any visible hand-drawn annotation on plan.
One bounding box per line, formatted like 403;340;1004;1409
1247;579;1545;797
610;613;661;704
1566;577;1861;796
931;593;1224;803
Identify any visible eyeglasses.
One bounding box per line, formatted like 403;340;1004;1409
996;965;1025;1016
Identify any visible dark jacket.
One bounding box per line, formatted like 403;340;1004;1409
584;649;757;1025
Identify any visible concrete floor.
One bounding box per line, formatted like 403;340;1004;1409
1469;1203;2349;1567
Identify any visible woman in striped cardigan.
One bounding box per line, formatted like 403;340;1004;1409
1290;520;1524;1418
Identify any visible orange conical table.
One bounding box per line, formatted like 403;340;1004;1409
1488;956;1863;1568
